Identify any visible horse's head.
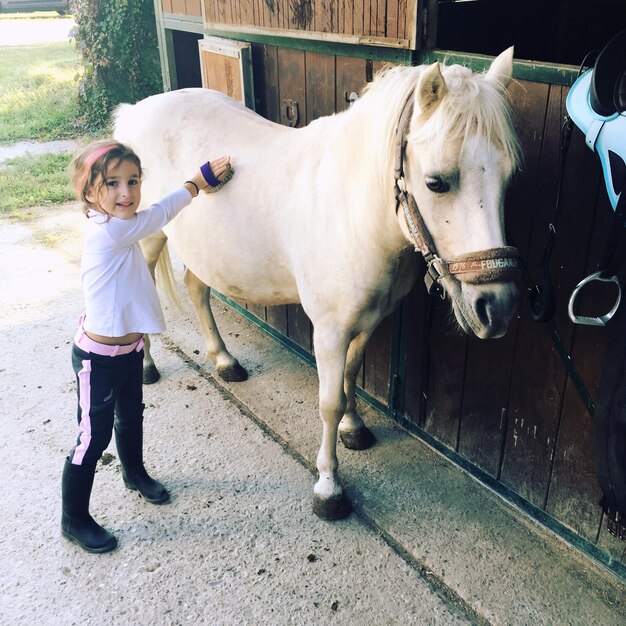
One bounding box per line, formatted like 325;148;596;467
398;48;520;339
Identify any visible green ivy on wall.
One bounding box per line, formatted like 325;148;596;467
70;0;162;131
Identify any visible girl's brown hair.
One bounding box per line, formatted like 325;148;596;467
71;141;142;216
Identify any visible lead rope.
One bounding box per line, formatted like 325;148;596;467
528;53;596;322
527;116;573;322
519;113;596;417
521;57;600;418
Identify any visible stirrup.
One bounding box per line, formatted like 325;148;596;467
568;271;621;326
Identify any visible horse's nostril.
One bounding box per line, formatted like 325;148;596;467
475;296;491;328
470;285;519;338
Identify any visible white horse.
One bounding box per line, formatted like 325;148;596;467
114;48;521;520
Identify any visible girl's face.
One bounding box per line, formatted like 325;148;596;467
87;158;142;220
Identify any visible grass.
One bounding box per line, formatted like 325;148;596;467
0;18;92;216
0;41;81;143
0;151;75;215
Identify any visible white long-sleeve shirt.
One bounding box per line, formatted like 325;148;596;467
80;187;192;337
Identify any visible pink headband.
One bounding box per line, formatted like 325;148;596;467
84;144;117;170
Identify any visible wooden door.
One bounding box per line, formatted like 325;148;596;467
198;36;254;109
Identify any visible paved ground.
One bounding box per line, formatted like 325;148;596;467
1;201;625;625
0;15;74;46
0;206;473;625
0;139;77;164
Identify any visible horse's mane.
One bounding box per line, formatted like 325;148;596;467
357;62;521;188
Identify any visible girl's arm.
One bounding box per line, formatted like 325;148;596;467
105;187;193;246
105;157;231;245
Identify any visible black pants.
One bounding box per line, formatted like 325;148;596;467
68;344;144;466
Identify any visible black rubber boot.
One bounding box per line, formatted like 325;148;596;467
61;460;117;554
115;427;169;504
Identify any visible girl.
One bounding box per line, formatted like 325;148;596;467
62;140;234;553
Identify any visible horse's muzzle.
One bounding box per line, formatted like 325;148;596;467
471;282;519;338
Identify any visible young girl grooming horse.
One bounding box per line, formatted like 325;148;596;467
61;140;233;553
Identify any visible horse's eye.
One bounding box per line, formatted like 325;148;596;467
424;176;450;194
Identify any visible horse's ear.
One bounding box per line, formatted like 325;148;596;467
415;62;447;115
486;46;514;90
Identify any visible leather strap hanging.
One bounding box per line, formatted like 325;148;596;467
593;297;626;540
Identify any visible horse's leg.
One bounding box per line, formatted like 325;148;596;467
312;325;352;520
183;268;248;382
140;231;168;384
339;332;376;450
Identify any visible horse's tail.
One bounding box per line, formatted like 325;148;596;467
113;103;137;145
155;242;183;312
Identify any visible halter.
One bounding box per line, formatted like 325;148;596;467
392;91;520;298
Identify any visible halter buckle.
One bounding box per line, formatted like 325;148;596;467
568;270;622;326
424;257;448;299
394;178;408;215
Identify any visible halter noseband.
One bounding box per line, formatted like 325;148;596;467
393;91;520;298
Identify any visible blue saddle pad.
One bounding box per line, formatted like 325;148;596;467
566;28;626;211
567;69;626;210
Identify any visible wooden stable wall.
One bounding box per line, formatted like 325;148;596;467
239;46;626;565
155;0;626;566
203;0;415;45
161;0;202;17
159;0;417;47
403;79;614;544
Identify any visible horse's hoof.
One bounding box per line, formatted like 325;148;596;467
312;493;352;520
217;362;248;382
340;426;376;450
143;365;161;385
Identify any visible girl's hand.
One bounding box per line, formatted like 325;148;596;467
184;156;233;197
206;156;231;182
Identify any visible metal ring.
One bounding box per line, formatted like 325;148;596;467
568;271;621;326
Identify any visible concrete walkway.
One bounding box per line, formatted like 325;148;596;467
0;16;74;46
0;139;78;165
1;201;623;624
162;269;626;626
0;208;470;626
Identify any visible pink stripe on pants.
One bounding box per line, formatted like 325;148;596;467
72;359;92;465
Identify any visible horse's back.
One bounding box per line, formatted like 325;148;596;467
114;87;291;207
111;86;401;315
116;88;261;127
113;89;302;305
115;89;279;157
